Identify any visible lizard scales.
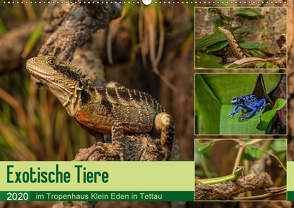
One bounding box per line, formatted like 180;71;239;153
26;55;174;160
75;86;164;135
218;26;251;59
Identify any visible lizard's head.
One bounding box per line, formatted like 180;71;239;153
218;26;232;36
26;55;89;107
234;166;245;180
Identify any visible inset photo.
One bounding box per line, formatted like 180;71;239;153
194;73;287;135
194;8;287;69
194;139;287;201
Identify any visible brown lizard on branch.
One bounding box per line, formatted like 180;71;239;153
26;55;175;161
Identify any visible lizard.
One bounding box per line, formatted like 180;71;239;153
26;55;175;161
195;166;245;185
218;27;277;68
218;26;252;60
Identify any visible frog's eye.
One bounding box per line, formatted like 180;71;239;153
232;97;237;101
47;59;55;65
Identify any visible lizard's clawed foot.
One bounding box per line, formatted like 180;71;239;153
85;142;124;161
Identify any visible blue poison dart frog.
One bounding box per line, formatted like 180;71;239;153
230;94;266;120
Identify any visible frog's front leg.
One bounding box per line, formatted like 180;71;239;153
230;106;241;117
240;105;257;120
256;99;266;113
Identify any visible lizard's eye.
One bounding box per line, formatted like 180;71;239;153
47;59;55;65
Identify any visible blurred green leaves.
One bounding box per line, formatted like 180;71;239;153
254;61;279;69
22;21;42;58
235;8;265;17
195;33;227;51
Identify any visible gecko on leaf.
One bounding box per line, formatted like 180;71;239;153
230;94;266;120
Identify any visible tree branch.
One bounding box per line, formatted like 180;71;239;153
195;172;273;200
39;1;123;61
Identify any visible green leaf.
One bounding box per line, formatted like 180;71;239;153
202;74;258;105
207;40;228;53
272;99;287;111
197;140;212;154
238;40;271;49
224;16;231;23
254;62;279;69
263;74;281;94
271;140;287;152
230;25;247;32
214;18;227;34
245;145;265;158
246;148;259;158
195;74;222;134
208;8;221;12
255;104;274;131
220;105;265;135
21;21;42;58
235;29;273;41
248;48;265;57
241;152;253;160
254;62;266;69
256;150;266;158
236;8;265;17
227;63;241;69
256;99;287;131
195;52;224;69
195;33;227;50
265;61;279;69
208;8;231;23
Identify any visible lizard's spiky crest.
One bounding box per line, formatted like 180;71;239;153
67;62;91;86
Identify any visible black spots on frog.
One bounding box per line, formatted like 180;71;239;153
246;96;252;103
242;94;259;107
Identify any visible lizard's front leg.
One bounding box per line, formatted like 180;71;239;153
110;120;125;161
154;112;174;161
86;120;125;161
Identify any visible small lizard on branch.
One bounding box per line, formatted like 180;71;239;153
26;55;175;161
